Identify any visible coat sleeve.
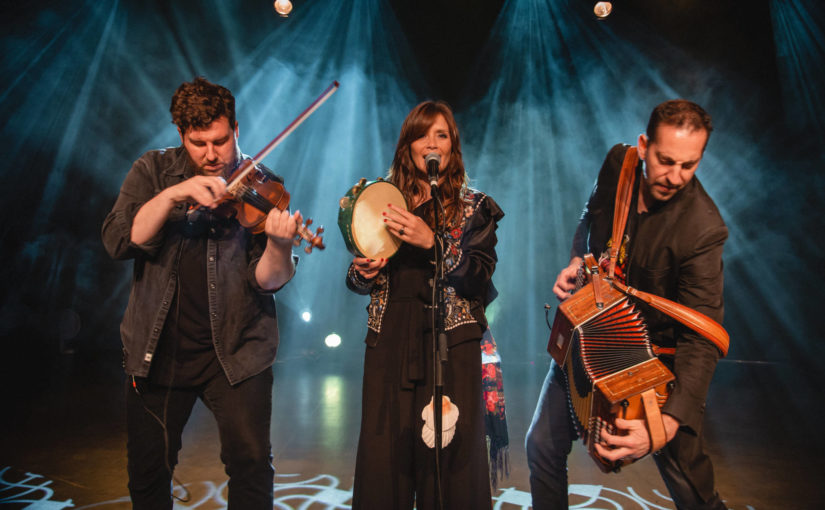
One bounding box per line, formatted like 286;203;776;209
445;194;504;303
101;157;165;260
571;144;627;260
662;223;728;434
346;263;376;295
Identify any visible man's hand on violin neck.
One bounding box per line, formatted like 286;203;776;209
166;175;227;208
264;208;301;246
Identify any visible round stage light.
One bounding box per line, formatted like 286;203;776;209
325;333;342;348
301;311;312;322
594;2;612;19
274;0;292;17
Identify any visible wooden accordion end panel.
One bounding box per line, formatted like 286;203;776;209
547;278;675;473
588;359;674;472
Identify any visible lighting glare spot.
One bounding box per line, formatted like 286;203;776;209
323;376;342;404
301;311;312;322
325;333;341;348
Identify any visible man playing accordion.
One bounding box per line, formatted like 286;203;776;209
526;99;729;510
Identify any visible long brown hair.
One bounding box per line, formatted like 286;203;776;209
388;101;468;228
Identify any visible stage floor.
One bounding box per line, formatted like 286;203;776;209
1;346;821;509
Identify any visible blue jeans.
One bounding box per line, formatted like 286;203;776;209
525;362;726;510
524;364;577;509
125;368;274;510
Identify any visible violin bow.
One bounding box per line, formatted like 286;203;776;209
226;81;340;194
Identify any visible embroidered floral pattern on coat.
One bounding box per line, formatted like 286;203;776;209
350;188;488;334
366;271;389;332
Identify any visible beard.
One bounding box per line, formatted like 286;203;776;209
188;148;240;178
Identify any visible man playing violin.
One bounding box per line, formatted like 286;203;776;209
102;77;298;509
525;99;728;509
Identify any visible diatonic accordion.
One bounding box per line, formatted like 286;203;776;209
548;274;674;473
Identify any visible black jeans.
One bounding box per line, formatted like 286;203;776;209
125;368;274;510
524;362;727;510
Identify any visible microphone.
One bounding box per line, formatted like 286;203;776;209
425;153;441;188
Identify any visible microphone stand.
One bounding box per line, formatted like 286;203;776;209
429;173;447;510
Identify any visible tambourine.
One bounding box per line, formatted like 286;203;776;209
338;178;407;259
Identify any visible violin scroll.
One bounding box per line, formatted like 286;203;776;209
296;217;325;254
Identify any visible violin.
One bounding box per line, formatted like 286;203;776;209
189;81;339;253
212;160;325;253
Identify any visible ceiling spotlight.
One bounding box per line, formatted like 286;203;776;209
594;1;612;19
274;0;293;17
301;311;311;322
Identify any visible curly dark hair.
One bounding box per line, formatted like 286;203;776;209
388;100;468;228
169;77;236;134
646;99;713;144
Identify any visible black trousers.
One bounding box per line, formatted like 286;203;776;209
352;333;492;510
125;368;274;509
525;361;726;510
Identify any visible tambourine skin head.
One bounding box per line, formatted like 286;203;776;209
338;180;406;259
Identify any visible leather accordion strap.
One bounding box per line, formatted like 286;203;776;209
608;147;638;279
641;388;667;453
611;280;730;356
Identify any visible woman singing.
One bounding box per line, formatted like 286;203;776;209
346;100;504;509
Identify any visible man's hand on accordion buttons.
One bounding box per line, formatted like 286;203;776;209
594;418;652;461
553;256;583;301
595;415;680;461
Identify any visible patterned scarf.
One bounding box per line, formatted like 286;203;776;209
481;326;510;490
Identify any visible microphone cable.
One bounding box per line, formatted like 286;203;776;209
131;237;192;504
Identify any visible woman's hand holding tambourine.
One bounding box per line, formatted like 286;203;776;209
382;203;434;250
352;257;388;279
